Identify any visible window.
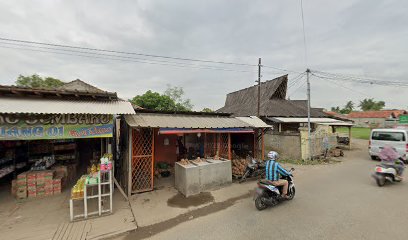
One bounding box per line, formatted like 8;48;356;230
372;131;405;141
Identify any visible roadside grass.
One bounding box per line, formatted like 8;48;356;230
337;127;370;140
280;158;342;165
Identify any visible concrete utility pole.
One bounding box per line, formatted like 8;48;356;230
306;68;312;161
257;58;262;117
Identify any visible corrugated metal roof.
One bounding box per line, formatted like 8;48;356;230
0;97;135;114
269;117;344;123
125;113;252;128
236;116;272;128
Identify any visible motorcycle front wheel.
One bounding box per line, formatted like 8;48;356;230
239;170;250;183
375;175;385;187
255;196;267;211
286;186;296;200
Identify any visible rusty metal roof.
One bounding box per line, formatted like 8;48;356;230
124;113;253;128
0;97;135;114
236;116;272;128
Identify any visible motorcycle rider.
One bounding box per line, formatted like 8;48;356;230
265;151;291;199
379;145;404;179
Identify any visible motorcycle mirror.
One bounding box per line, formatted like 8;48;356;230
290;168;295;171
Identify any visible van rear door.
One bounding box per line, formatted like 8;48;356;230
370;130;407;158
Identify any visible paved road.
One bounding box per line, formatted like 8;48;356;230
122;141;408;240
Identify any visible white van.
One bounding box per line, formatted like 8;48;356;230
369;128;408;161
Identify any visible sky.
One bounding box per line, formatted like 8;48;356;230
0;0;407;111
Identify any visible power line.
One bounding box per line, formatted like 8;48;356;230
0;37;300;74
311;73;371;97
0;44;259;73
300;0;308;67
288;78;307;97
311;70;408;87
287;72;306;89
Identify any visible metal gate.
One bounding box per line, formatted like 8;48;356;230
219;133;229;159
131;128;154;193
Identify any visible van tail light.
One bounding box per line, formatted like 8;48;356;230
406;144;408;152
376;167;383;172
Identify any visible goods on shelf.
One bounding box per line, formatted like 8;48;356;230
231;159;250;176
54;143;76;151
0;166;14;178
71;176;86;199
30;144;53;155
100;153;113;172
55;154;76;161
31;156;55;170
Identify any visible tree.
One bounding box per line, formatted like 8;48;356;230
359;98;385;111
130;90;176;111
164;85;193;111
16;74;65;89
331;106;340;113
202;108;213;112
344;101;354;112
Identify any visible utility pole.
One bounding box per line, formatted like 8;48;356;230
257;58;262;117
306;68;312;161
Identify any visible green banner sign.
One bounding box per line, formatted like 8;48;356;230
0;114;113;140
400;115;408;124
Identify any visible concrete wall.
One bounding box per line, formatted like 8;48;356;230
264;132;301;160
300;125;337;159
350;118;386;128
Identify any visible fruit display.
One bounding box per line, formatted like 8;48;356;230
231;159;249;176
71;176;86;199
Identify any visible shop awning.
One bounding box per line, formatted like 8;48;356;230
158;128;254;134
125;113;253;128
267;117;351;124
0;97;135;114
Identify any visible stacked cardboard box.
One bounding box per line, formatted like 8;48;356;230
36;171;45;197
16;173;27;199
44;171;54;196
27;172;37;198
11;179;17;197
53;176;62;194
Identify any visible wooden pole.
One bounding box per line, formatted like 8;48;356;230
228;133;232;160
204;133;207;157
151;128;155;190
253;131;256;158
128;129;133;197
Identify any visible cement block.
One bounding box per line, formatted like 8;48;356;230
200;160;232;191
175;162;200;197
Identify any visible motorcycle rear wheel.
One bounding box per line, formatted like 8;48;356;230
255;196;268;211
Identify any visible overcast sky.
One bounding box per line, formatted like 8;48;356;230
0;0;407;111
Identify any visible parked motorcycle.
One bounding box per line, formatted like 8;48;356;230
372;160;405;187
239;158;266;183
253;168;295;211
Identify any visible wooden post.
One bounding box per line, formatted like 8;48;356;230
204;133;207;157
253;131;257;158
228;133;232;160
151;128;155;189
217;133;221;156
128;129;133;197
261;129;265;161
279;123;282;132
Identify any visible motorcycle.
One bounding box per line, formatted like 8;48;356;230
239;158;266;183
372;159;405;187
253;168;295;211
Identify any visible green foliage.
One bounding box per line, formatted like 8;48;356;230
359;98;385;111
130;90;176;111
16;74;64;89
130;86;194;111
202;108;213;112
331;101;354;114
164;85;193;111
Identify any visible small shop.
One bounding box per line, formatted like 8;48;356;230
0;86;134;220
118;110;270;197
